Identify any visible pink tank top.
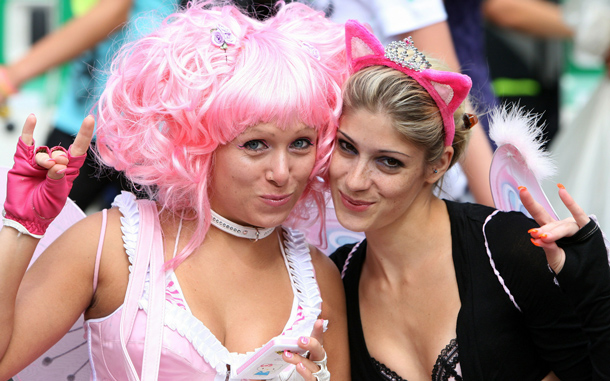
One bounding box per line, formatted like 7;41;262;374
85;192;323;380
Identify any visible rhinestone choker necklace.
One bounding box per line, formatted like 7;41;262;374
210;210;275;241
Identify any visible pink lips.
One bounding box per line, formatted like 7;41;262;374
339;191;373;212
260;194;292;207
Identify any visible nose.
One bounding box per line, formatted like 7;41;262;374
344;159;372;192
266;150;290;186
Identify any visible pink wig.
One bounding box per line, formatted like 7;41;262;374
94;1;348;267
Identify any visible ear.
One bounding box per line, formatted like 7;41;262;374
418;70;471;146
345;20;385;71
426;146;454;184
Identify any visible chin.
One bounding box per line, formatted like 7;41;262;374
334;209;370;233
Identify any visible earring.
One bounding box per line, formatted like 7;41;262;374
433;169;438;174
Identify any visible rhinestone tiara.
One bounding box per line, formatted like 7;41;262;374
384;36;431;72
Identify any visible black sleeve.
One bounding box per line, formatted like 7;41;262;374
556;220;610;380
484;211;592;380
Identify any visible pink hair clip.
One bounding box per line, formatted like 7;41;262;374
211;24;236;51
345;20;472;146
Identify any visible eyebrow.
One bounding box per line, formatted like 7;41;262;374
337;130;412;158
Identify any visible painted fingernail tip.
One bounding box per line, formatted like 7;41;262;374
557;183;565;190
284;350;293;358
530;238;541;247
528;228;538;235
299;336;309;345
518;186;527;191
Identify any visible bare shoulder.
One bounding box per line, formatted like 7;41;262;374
309;245;342;285
308;245;345;318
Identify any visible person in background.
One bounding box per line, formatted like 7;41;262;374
0;0;179;212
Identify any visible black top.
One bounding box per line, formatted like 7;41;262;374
331;200;610;380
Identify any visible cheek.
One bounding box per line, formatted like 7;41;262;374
295;153;317;179
329;153;352;185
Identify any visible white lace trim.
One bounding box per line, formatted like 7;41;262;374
114;192;323;375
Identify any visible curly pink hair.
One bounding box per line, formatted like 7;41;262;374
94;1;347;267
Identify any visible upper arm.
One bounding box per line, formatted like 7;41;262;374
0;212;104;378
310;246;350;380
398;21;462;72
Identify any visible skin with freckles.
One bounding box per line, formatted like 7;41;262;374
210;122;317;229
330;109;447;235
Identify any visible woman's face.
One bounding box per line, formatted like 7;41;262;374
330;109;436;233
210;122;317;228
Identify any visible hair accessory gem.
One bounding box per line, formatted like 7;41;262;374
385;37;431;72
301;41;321;60
463;113;478;129
211;24;236;51
345;20;472;146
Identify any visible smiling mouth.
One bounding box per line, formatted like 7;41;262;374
339;191;374;211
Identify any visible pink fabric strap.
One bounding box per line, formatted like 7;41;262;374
92;209;108;295
119;200;166;380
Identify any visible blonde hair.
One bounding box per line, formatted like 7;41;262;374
341;63;471;169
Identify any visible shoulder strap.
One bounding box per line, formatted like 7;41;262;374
92;209;108;295
119;200;166;380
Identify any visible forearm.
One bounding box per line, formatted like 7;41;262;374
397;21;461;72
461;124;494;206
4;0;132;88
0;227;39;360
483;0;574;39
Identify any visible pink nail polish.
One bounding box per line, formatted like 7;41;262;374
299;337;309;345
284;350;293;358
298;363;306;371
46;158;56;163
57;168;66;174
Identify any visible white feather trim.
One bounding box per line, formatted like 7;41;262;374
488;105;556;181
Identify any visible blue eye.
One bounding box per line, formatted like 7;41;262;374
291;138;313;149
239;140;268;151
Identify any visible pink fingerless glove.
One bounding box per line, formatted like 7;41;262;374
2;137;86;238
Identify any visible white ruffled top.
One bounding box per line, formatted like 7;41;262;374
114;192;323;378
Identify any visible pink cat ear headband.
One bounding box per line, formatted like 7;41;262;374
345;20;474;146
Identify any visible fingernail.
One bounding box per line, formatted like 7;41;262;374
557;183;565;190
284;350;293;358
298;363;306;371
540;233;548;239
530;238;541;247
299;337;309;345
528;228;538;234
46;158;55;163
57;168;66;174
518;186;527;191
